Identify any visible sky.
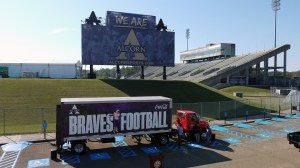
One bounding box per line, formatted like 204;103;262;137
0;0;299;71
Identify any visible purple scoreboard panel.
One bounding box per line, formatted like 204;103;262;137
82;11;175;66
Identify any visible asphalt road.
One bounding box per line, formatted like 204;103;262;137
1;118;300;168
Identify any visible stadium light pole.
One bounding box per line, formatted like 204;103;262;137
272;0;280;86
186;29;190;50
272;0;280;48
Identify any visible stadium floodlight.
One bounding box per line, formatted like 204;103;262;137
186;29;190;50
272;0;280;48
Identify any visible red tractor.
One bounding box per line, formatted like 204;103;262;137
174;110;215;142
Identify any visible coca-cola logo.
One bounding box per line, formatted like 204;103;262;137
155;104;168;110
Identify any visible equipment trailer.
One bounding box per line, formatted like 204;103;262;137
54;96;214;155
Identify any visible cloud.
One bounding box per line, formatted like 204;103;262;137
48;28;76;35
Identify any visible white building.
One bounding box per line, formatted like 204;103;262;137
0;61;82;78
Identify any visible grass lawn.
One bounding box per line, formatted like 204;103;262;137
0;78;127;109
221;86;271;97
101;79;241;103
0;78;267;134
221;85;290;111
0;78;128;134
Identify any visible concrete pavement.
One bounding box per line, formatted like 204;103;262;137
0;133;56;145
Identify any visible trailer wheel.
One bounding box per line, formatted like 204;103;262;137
157;134;169;146
294;143;300;148
200;132;207;141
71;141;86;155
149;135;156;144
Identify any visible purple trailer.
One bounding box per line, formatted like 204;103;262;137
56;96;172;154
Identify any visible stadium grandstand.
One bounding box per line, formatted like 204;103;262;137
128;43;292;88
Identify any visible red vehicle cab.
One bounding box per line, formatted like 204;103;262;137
176;110;212;140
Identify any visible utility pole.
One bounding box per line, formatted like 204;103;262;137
186;29;190;51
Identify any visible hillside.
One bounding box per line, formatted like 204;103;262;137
0;78;127;109
101;79;241;103
0;78;248;134
0;78;241;109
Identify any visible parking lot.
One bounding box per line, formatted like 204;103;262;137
1;115;300;168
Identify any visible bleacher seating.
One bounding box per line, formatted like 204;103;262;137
128;47;282;84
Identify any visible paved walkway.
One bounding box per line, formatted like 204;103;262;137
0;133;56;145
0;110;296;145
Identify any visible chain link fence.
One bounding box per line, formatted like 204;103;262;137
0;95;298;135
0;108;55;135
173;96;297;122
